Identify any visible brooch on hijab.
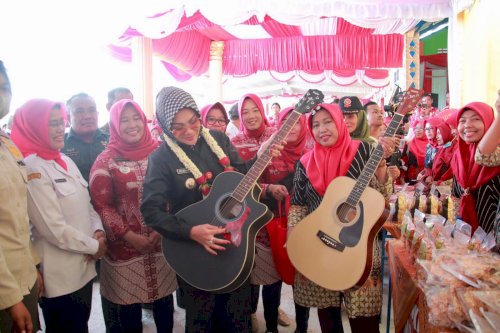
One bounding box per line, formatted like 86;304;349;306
119;166;130;174
185;178;196;190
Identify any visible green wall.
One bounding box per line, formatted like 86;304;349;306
421;27;448;55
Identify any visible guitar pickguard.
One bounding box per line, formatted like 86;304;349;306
338;201;364;247
225;205;251;247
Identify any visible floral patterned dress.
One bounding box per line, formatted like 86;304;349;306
90;151;177;305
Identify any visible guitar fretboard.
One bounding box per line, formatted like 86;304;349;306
345;87;422;207
346;113;403;207
232;111;302;202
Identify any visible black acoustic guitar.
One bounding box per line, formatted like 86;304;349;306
162;89;324;293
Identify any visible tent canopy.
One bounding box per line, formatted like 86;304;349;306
107;0;453;99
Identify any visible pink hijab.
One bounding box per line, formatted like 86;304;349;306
278;107;307;172
11;99;68;170
300;104;360;196
200;102;228;129
238;94;270;138
107;99;158;161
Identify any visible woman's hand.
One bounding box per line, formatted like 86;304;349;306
122;231;154;254
149;231;162;246
190;224;231;255
268;184;288;201
6;302;33;333
387;165;400;180
257;134;286;158
93;238;107;259
379;137;395;159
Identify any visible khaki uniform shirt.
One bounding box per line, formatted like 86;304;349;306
0;132;38;310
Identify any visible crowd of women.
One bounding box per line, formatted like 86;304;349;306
1;57;499;333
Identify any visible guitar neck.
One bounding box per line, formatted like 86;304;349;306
346;113;404;207
232;111;302;202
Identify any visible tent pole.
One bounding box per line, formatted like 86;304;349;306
132;37;154;119
209;41;224;103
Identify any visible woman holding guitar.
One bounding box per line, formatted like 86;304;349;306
231;93;291;333
287;103;392;333
141;87;283;333
260;106;311;333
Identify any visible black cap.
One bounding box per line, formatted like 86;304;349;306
339;96;363;114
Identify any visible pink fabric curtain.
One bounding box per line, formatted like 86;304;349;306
336;18;374;35
261;16;302;37
152;31;210;76
222;34;403;75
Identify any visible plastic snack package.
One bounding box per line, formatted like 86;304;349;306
472;290;500;314
469;309;496;333
469;227;487;251
424;285;456;327
480;308;500;332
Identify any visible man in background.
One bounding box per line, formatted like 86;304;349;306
62;93;108;183
225;103;240;139
365;101;385;139
100;87;134;135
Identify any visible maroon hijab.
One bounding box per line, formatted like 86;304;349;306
238;94;269;138
278;107;307;172
107;99;158;161
300;104;360;196
11;99;68;170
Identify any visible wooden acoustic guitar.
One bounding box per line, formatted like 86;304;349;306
286;88;423;291
162;89;324;293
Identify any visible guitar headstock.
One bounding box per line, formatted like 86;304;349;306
294;89;324;115
395;88;424;117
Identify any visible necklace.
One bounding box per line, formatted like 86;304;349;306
164;127;234;196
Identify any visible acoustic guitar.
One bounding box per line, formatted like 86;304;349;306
162;89;324;293
286;88;423;291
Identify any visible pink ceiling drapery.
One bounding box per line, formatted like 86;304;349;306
222;34;403;75
152;31;210;76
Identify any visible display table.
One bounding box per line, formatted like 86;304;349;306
386;239;458;333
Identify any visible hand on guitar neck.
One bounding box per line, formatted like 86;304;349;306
190;224;231;255
257;135;287;159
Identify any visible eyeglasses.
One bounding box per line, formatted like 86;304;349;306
424;127;434;131
48;120;66;128
206;117;228;126
170;115;200;133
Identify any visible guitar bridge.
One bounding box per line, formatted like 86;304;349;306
317;230;345;252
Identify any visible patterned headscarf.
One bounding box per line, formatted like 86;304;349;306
155;86;200;140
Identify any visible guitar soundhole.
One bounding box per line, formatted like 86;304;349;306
336;202;357;224
217;195;244;222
